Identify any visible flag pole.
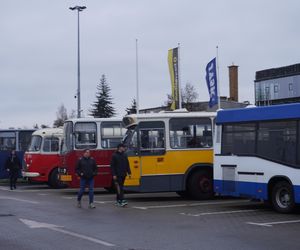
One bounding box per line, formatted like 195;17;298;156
178;43;182;109
216;45;221;110
136;38;140;114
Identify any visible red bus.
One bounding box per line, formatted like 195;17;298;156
58;118;125;189
23;128;64;188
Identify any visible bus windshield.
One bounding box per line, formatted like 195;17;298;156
28;135;42;152
62;121;73;154
0;131;16;150
43;137;60;152
101;121;125;148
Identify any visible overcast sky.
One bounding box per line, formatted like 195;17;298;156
1;0;299;128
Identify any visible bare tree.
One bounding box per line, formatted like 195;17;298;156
69;109;76;119
53;104;68;128
181;82;198;104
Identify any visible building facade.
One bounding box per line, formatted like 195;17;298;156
255;63;300;106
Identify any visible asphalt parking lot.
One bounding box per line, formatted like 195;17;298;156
1;183;300;250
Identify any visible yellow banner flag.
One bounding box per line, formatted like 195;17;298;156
168;47;179;110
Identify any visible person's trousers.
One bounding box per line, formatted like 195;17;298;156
9;172;18;189
77;177;94;204
114;176;126;201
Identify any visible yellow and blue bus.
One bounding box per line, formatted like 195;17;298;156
214;103;300;213
123;110;215;199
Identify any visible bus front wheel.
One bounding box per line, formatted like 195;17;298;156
271;181;295;213
48;168;67;189
187;170;213;200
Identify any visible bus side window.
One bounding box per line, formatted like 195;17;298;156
169;118;212;149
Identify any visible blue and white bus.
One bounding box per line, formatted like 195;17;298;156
0;129;35;179
214;103;300;213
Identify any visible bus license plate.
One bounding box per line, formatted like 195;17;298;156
60;175;72;182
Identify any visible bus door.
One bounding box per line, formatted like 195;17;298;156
138;121;167;191
125;128;140;186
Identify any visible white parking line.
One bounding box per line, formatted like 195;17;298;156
94;200;115;204
132;200;250;210
0;196;39;204
181;209;257;216
247;220;300;227
62;196;75;200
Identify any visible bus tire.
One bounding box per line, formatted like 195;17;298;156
271;181;295;213
176;191;190;199
187;170;213;200
48;168;67;189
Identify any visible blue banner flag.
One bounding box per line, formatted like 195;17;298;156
206;58;218;108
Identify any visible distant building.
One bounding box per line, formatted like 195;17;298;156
255;63;300;106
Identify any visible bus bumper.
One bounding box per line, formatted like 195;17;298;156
22;171;40;178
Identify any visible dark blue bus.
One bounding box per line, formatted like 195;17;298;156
0;129;35;179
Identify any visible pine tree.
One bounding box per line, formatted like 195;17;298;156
90;74;116;118
125;99;137;114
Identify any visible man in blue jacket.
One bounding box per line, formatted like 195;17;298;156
110;143;131;206
76;149;97;209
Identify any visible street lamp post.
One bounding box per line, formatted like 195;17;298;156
69;5;86;118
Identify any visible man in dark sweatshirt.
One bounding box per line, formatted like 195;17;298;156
110;143;131;206
75;149;97;209
5;150;21;190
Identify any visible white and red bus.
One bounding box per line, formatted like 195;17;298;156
58;118;125;189
23;128;64;188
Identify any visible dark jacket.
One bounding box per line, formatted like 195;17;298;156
5;154;21;175
75;156;97;179
110;151;131;177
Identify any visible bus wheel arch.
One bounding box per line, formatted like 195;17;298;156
185;164;213;200
48;167;67;189
268;176;295;213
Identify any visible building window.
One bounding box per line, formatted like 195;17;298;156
289;83;293;91
274;85;278;93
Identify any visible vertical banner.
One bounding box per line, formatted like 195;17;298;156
206;57;218;108
168;47;179;110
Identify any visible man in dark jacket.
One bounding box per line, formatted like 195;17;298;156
5;150;21;190
110;143;131;206
76;149;97;208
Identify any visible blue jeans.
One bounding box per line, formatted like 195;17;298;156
77;177;94;204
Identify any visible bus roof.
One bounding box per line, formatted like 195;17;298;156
65;117;122;123
0;129;35;132
123;111;216;127
216;103;300;124
32;128;63;137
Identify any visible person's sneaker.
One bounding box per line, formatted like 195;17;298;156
115;200;122;206
77;201;81;208
121;200;128;206
89;203;96;209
